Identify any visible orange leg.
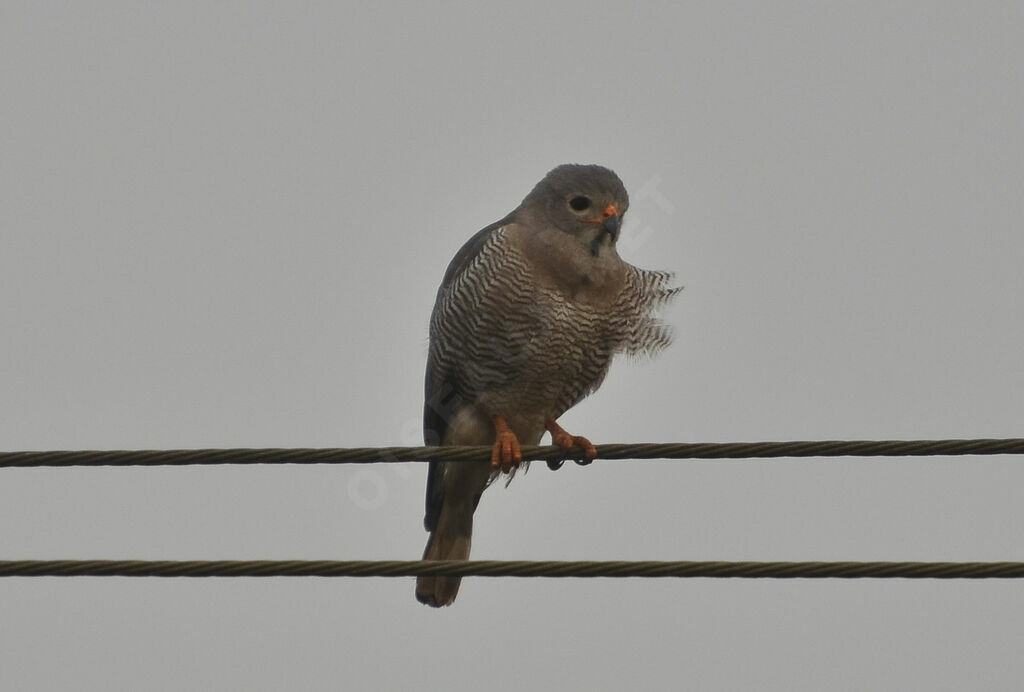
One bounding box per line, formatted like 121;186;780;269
545;417;598;459
491;415;522;474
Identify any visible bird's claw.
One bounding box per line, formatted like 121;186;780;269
491;417;522;474
551;431;597;460
545;417;598;466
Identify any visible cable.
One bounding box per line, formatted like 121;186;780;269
4;441;1021;582
1;559;1022;578
2;438;1023;468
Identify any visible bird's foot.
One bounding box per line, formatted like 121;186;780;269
491;415;522;474
545;417;597;465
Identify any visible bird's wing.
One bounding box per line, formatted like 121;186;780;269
422;214;513;531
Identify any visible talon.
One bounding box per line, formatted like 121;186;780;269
545;417;598;460
491;415;522;474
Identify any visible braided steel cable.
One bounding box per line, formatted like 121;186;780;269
2;438;1023;468
3;441;1021;581
2;560;1023;578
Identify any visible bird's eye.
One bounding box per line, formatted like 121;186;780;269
569;196;591;212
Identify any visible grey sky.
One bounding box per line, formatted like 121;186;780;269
2;2;1023;690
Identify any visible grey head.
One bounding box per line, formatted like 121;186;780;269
517;164;630;257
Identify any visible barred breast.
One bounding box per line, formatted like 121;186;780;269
427;225;678;441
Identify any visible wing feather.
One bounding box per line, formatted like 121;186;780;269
422;214;512;531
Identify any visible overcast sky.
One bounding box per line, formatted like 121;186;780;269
3;2;1023;690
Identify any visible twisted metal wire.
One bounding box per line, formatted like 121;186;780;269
4;442;1021;581
1;559;1023;579
2;438;1023;468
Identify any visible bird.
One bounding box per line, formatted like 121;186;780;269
416;164;679;607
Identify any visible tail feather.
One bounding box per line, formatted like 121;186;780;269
415;498;474;607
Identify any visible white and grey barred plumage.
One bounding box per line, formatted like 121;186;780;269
428;227;677;434
416;164;679;607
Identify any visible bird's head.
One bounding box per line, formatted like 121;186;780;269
520;164;629;257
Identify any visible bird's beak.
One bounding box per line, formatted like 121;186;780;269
600;203;620;242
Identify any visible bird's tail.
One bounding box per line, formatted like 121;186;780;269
415;497;474;607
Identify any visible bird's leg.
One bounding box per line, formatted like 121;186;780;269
545;417;598;460
491;415;522;474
